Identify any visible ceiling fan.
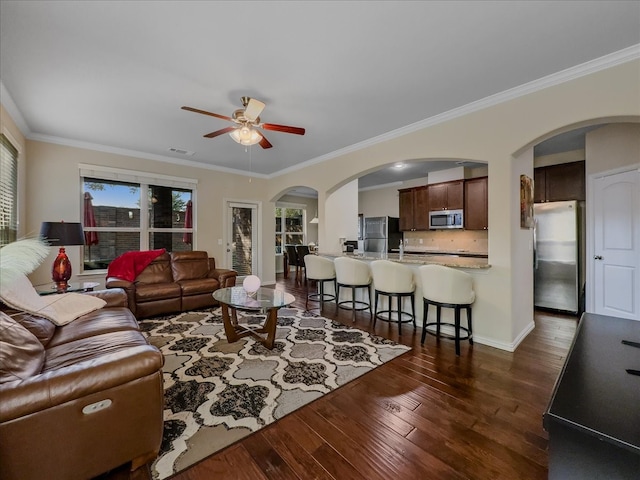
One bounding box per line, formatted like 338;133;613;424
181;97;305;149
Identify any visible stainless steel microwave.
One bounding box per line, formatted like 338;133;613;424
429;209;464;229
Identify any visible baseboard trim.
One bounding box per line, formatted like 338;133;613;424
473;321;535;352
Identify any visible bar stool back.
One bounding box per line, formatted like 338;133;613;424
370;260;415;334
334;257;372;321
304;255;336;312
419;264;475;355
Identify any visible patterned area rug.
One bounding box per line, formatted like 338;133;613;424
139;307;411;479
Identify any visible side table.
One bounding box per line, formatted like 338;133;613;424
36;282;100;296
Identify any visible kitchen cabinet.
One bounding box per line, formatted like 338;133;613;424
398;186;429;231
428;180;464;211
534;161;585;203
464;176;488;230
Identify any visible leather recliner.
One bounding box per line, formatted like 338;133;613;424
106;250;238;319
0;288;164;480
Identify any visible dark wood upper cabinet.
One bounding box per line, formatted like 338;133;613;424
428;180;464;211
398;188;415;231
413;186;430;230
534;161;585;202
399;186;430;231
464;176;488;230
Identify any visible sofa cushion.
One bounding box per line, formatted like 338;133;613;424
171;251;210;281
43;329;150;372
178;277;220;296
135;252;173;284
47;307;140;348
0;273;106;326
0;312;45;383
0;273;57;320
135;282;181;302
2;308;56;346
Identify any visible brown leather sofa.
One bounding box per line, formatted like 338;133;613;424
106;250;238;319
0;288;164;480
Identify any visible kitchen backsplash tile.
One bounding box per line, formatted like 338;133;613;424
403;229;488;253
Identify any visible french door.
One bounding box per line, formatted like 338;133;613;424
226;201;259;278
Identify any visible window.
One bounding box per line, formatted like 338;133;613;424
0;134;18;246
275;204;305;254
81;167;195;271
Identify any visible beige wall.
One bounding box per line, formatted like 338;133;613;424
3;59;639;351
266;59;640;349
24;141;277;288
585;123;640;175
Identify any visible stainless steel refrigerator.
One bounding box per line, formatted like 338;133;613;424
363;216;402;253
533;201;581;313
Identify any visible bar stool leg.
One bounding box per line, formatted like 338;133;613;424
467;306;473;345
335;284;341;314
351;286;356;322
373;291;379;327
454;306;461;356
319;280;325;313
396;295;402;334
421;299;428;344
436;305;442;337
411;295;416;329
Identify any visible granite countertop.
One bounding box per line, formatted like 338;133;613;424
319;252;490;269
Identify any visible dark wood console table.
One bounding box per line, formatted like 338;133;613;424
544;313;640;479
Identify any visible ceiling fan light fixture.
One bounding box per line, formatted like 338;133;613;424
230;126;262;146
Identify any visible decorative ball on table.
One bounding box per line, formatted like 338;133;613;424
242;275;261;295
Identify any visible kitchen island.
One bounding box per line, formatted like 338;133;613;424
314;252;490;348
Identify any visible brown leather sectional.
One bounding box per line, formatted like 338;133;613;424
106;250;238;319
0;288;164;480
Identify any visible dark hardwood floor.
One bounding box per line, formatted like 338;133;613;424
163;272;577;480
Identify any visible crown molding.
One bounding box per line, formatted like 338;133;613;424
270;44;640;179
27;133;269;179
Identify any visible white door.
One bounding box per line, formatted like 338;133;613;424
226;202;259;279
592;168;640;320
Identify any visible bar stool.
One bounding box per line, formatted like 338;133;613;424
334;257;372;321
370;260;415;334
418;264;475;356
304;255;336;312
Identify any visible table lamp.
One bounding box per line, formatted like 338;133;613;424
40;221;85;292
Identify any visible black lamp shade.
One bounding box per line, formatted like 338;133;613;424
40;222;85;246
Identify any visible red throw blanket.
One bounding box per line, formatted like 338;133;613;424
106;249;166;282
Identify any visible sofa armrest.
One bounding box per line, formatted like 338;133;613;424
105;277;137;315
0;345;163;423
210;268;238;288
85;288;128;308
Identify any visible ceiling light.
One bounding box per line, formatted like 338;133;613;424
393;163;405;169
229;126;262;146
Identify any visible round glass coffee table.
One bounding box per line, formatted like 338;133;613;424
213;286;295;349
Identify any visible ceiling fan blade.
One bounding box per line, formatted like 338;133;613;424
259;133;273;149
182;106;233;122
261;123;305;135
244;98;266;122
203;126;237;138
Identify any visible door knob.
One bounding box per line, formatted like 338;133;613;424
594;255;603;260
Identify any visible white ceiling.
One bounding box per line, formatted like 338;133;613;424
1;1;639;188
